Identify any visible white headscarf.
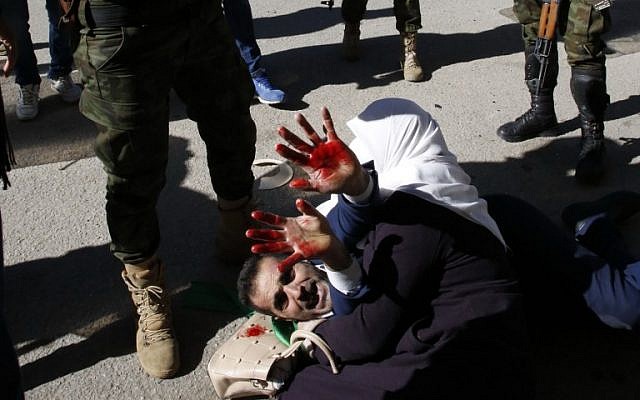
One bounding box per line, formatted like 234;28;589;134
319;98;505;246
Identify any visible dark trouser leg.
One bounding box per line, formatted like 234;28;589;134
96;120;168;264
1;0;41;86
74;21;183;264
173;5;256;262
575;217;634;267
174;9;255;203
570;66;608;184
563;0;611;184
484;194;597;326
341;0;368;24
0;317;23;400
561;191;640;266
393;0;421;33
341;0;366;62
0;212;25;400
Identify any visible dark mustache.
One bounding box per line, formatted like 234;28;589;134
300;280;319;309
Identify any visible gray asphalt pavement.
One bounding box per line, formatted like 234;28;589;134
1;0;639;399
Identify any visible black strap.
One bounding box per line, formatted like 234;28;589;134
0;88;15;190
84;3;142;28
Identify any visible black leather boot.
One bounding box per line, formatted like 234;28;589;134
571;67;609;184
497;45;559;142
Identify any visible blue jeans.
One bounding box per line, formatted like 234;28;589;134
222;0;263;78
0;0;74;85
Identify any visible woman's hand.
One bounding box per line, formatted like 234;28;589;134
276;107;368;196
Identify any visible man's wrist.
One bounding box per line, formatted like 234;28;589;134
325;257;363;295
344;168;373;203
322;241;353;271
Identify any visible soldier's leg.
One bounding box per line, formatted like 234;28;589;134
174;4;257;265
74;8;186;377
341;0;368;61
497;0;559;142
563;0;611;184
394;0;424;81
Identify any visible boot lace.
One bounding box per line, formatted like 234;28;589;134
404;51;420;69
19;85;37;106
127;283;174;344
579;121;604;158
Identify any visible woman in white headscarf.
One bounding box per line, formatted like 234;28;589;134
317;97;505;247
250;98;508;316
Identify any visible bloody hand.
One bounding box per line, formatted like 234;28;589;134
276;107;368;196
246;198;349;272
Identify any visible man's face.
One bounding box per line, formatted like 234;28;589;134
250;256;333;321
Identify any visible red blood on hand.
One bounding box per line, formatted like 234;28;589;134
275;143;308;165
306;140;351;170
290;178;309;188
251;242;291;254
298;242;316;257
246;229;285;241
277;253;304;273
251;211;287;226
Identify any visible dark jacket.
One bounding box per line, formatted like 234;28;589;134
281;191;533;400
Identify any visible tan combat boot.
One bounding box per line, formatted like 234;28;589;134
122;257;180;378
401;32;424;82
215;196;256;265
342;22;361;62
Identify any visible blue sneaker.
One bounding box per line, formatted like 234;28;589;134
253;74;285;105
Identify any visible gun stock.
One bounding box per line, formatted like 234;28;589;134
534;0;560;95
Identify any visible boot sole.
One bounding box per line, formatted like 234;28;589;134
255;94;285;105
497;124;560;143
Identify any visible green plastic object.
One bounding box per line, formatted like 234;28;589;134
182;281;252;317
183;281;297;345
272;318;297;346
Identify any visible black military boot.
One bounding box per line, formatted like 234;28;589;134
497;45;559;142
571;66;609;184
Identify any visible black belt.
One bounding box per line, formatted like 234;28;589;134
84;1;143;28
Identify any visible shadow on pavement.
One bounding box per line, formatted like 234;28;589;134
253;7;389;40
4;136;240;386
256;1;639;45
264;25;524;109
4;87;187;168
3;128;639;396
4;135;318;388
464;135;640;217
8;19;639;166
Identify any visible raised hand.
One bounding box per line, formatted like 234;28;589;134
247;198;350;272
276;107;368;196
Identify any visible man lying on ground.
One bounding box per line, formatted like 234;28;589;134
238;99;533;399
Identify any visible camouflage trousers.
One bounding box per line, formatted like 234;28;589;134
74;0;256;264
513;0;611;68
342;0;422;33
